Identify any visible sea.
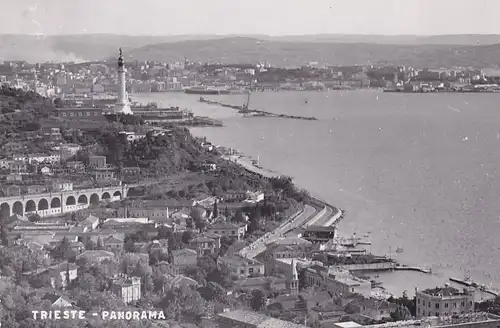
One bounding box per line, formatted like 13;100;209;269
132;90;500;299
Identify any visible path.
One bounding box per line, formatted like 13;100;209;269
240;204;316;259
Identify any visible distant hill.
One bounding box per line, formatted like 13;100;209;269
0;34;219;63
128;37;500;68
2;33;500;67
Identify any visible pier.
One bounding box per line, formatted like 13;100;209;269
199;97;318;121
448;277;499;297
394;265;432;274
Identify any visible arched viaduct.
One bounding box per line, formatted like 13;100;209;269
0;184;129;219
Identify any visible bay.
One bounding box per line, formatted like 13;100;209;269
133;90;500;298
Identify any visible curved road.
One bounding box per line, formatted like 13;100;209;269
240;205;316;259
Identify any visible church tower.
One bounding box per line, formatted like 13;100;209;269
113;48;133;115
286;259;299;295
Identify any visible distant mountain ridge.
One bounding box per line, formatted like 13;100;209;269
129;37;500;68
1;33;500;67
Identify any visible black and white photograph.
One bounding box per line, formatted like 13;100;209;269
1;1;500;327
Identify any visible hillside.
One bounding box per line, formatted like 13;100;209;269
129;37;500;68
3;33;500;64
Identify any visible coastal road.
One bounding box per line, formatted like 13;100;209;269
310;205;336;226
240;204;316;259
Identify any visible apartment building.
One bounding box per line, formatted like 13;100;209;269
416;286;474;319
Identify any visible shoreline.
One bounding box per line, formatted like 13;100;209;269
145;92;500;297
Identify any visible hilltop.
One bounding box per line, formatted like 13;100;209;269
2;33;500;66
129;37;500;68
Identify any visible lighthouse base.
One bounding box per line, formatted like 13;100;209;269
113;103;133;115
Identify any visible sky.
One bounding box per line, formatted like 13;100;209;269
2;0;500;36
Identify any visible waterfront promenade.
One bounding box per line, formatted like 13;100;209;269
240;204;317;259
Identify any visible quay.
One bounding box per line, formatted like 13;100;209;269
199;97;317;121
449;277;500;297
394;265;432;274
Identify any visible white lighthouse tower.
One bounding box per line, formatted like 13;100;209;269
114;48;133;115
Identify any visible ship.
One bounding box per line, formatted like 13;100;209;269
185;86;220;95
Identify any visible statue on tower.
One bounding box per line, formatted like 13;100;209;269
118;48;124;68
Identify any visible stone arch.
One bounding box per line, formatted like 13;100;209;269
102;192;111;200
25;200;36;213
0;203;10;221
66;196;76;206
113;191;122;198
90;193;100;206
51;197;61;208
78;195;88;204
13;201;23;216
38;199;49;211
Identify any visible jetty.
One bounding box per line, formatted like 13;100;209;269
448;277;499;297
394;265;432;274
199;97;318;121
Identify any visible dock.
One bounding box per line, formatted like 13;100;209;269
448;277;499;297
394;266;432;274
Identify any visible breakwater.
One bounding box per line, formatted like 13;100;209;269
199;97;317;121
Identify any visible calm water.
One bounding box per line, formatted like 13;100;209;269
133;90;500;298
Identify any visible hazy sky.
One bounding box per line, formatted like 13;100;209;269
3;0;500;36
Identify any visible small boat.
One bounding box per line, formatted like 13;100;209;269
396;247;403;253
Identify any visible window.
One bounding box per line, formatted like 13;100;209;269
423;300;426;306
453;302;457;308
240;269;244;274
435;304;439;309
249;268;254;274
445;303;448;308
418;299;421;304
435;312;439;317
461;301;465;307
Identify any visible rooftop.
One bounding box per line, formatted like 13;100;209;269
218;310;307;328
421;286;467;297
220;255;263;267
363;312;500;328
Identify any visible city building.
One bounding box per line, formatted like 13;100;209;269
88;155;107;169
416;286;475;318
208;222;247;241
302;225;336;243
304;264;372;298
188;236;219;256
170;248;198;273
110;275;141;303
218;255;264;278
218;310;307;328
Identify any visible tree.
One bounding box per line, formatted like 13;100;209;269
157;226;172;240
190;206;205;222
250;289;266;311
124;235;136;253
195;218;206;232
0;224;8;246
213;200;219;218
96;237;104;250
52;237;73;260
160;285;206;322
65;263;71;287
234;209;245;223
27;213;41;223
182;230;193;244
387;290;416;316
